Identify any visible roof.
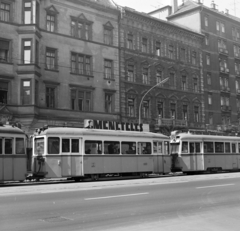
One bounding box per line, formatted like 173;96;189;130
35;127;169;139
88;0;117;9
168;0;240;23
0;124;25;135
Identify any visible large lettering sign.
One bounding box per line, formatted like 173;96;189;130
84;119;144;132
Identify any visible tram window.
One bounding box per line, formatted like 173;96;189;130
238;143;240;153
153;141;162;154
190;143;194;153
164;141;169;155
225;142;230;153
5;139;12;154
138;142;151;154
104;141;120;154
16;138;25;154
0;138;2;154
62;139;70;153
48;137;60;154
204;142;213;153
182;142;188;153
85;140;102;154
122;142;136;154
72;139;79;153
232;143;236;153
215;142;224;153
195;143;200;153
35;138;44;155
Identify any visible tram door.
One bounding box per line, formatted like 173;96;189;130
61;138;83;177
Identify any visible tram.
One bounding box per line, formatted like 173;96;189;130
31;125;170;181
170;130;240;173
0;122;27;182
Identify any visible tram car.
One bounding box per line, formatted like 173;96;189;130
0;122;27;182
31;126;171;181
170;130;240;173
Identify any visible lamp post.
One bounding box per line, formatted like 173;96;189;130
138;77;169;125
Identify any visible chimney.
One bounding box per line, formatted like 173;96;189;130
172;0;178;13
197;0;202;4
225;9;229;15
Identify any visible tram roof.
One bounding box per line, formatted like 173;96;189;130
35;127;169;139
0;124;25;135
174;132;240;141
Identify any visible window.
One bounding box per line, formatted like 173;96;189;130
221;23;225;33
72;139;79;153
0;2;10;22
23;0;39;25
192;51;196;65
122;142;136;154
168;45;174;59
104;141;120;154
155;41;161;56
46;86;55;108
204;16;208;27
71;53;92;75
48;137;60;154
193;77;198;92
208;94;212;105
46;48;57;70
170;102;176;118
205;35;209;45
0;81;8;104
157;101;163;118
194;106;199;122
105;92;114;113
104;28;113;45
35;40;39;65
0;39;10;62
142;67;149;84
143;100;149;118
182;104;188;120
142;38;147;53
127;98;135;117
16;138;25;154
156;69;162;84
138;142;152;154
62;139;70;153
127;64;134;82
85;140;102;154
46;14;55;32
169;72;176;88
216;21;220;31
104;60;113;79
181;76;187;91
21;80;31;105
207;73;211;85
206;53;210;65
127;33;133;49
209;114;213;125
182;142;188;153
204;142;213;153
71;16;92;40
5;138;12;154
71;89;92;111
180;48;186;61
22;39;32;64
215;142;224;153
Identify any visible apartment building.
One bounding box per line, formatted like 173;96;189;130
0;0;120;135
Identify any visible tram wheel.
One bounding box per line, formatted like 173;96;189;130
91;174;99;181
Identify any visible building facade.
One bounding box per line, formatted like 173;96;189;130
165;0;240;132
0;0;120;135
119;7;204;134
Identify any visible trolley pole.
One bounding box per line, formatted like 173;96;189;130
138;77;169;125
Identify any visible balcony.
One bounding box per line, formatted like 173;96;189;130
219;66;229;74
219;48;228;55
156;118;187;127
237;89;240;95
221;105;231;112
220;86;230;93
235;53;240;60
236;70;240;76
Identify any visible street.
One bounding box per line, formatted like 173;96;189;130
1;173;240;231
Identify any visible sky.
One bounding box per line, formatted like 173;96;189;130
113;0;240;17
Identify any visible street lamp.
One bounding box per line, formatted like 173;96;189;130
139;77;169;124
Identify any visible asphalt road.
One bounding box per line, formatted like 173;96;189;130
1;173;240;231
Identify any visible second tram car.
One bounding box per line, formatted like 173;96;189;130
0;123;27;182
32;127;170;181
170;130;240;173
